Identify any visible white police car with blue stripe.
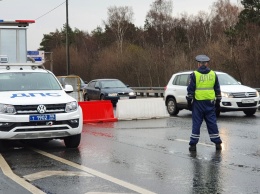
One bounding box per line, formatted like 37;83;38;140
0;62;83;148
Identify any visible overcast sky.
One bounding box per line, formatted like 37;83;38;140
0;0;240;50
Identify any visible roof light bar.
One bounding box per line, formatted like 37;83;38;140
0;20;35;27
15;20;35;23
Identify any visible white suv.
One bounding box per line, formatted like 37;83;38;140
164;71;260;116
0;63;83;148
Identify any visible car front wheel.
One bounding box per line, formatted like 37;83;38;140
100;95;105;100
64;134;81;148
243;109;256;116
84;93;89;101
166;97;179;116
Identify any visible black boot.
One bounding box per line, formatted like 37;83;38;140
189;144;196;151
216;143;222;150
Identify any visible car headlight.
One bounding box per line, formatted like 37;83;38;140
108;93;118;97
65;101;78;112
129;92;135;96
221;92;233;98
0;104;16;114
256;91;259;97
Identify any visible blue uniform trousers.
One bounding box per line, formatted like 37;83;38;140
189;100;222;145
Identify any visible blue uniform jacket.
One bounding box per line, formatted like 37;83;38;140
187;66;221;100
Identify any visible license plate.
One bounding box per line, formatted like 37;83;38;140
29;114;56;121
241;99;254;104
120;97;129;100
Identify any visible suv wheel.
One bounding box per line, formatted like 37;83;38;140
64;134;81;148
243;109;256;116
166;97;179;116
0;140;7;152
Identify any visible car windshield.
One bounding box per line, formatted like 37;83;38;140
101;80;126;88
217;73;239;85
0;72;62;91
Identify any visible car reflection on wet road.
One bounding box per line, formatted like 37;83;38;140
1;110;260;194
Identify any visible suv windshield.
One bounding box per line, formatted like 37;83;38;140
218;74;239;85
0;72;62;91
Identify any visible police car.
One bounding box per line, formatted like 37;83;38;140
0;62;83;148
164;71;260;116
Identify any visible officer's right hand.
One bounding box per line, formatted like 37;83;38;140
186;95;193;111
187;100;192;111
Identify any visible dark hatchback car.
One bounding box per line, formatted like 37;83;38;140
83;79;136;105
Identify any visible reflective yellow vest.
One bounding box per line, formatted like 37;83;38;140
194;70;216;100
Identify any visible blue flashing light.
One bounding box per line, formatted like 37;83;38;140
0;20;4;22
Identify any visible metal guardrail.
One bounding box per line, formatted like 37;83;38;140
132;87;164;97
132;87;260;98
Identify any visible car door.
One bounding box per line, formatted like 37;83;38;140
173;73;190;105
92;81;101;100
86;81;96;100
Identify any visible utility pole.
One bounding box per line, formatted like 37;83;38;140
45;52;53;72
66;0;70;75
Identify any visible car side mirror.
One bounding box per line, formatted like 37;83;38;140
64;84;73;93
95;86;100;89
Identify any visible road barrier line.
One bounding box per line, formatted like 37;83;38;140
0;154;45;194
116;98;169;120
31;148;156;194
79;101;117;123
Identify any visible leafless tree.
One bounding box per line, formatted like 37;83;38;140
105;6;134;54
146;0;173;85
40;0;260;88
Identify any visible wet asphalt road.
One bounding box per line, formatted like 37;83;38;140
0;110;260;194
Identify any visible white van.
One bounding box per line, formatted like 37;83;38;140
0;63;83;148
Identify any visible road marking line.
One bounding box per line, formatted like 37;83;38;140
24;170;93;181
0;154;45;194
86;192;136;194
31;148;156;194
175;139;214;147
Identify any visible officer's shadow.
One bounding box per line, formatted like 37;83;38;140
189;151;223;193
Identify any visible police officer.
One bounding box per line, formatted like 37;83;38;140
187;54;222;151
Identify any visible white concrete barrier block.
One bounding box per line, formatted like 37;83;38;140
116;98;169;120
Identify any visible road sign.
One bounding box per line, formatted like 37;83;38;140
27;50;45;63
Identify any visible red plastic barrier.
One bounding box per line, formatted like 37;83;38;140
78;101;118;123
